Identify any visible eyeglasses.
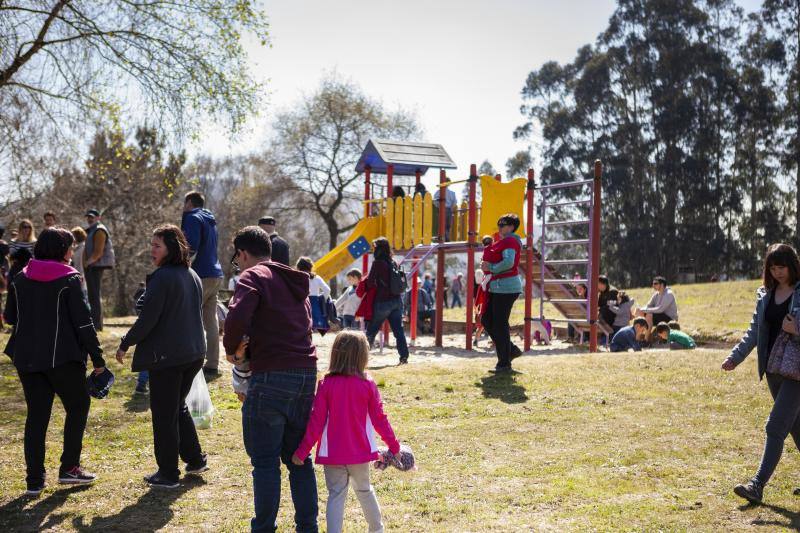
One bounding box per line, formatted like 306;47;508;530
230;250;240;267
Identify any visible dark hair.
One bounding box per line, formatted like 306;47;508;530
618;290;630;304
763;243;800;290
184;190;205;208
44;211;56;219
34;227;74;261
667;320;681;331
153;224;191;267
392;185;405;198
655;322;671;335
414;182;427;196
296;256;314;273
233;226;272;258
653;276;667;287
633;317;648;328
598;275;609;291
575;283;588;294
497;213;520;231
346;268;362;279
373;237;391;260
481;235;493;246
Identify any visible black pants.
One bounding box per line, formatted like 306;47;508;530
149;359;205;482
18;362;90;484
753;374;800;486
85;267;104;331
481;292;519;368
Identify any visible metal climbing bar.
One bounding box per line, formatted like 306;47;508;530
536;179;593;191
543;219;591;228
546;199;592;208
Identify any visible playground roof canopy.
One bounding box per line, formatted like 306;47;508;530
355;139;457;176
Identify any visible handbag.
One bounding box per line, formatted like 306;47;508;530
767;330;800;381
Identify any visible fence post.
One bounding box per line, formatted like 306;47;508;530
589;160;602;352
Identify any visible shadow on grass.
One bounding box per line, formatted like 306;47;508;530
740;501;800;531
0;484;92;531
477;373;528;404
71;476;207;531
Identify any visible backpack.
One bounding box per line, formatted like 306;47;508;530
385;260;408;296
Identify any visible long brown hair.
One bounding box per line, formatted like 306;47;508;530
327;330;369;379
763;243;800;290
153;224;191;267
17;219;35;242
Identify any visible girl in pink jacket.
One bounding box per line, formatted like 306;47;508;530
292;330;400;533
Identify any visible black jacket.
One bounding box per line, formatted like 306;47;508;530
119;265;206;372
598;286;619;326
270;233;290;266
4;263;104;373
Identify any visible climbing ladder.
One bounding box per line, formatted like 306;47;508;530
532;161;603;351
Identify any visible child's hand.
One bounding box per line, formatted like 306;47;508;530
291;453;305;466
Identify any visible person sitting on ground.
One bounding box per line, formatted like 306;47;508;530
637;276;678;331
655;322;695;350
567;283;589;343
4;227;106;495
609;317;649;353
607;291;635;335
403;281;435;335
335;269;363;330
597;275;619;330
296;256;331;333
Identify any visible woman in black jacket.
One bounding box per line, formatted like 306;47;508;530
363;237;409;364
116;224;208;489
4;227;105;495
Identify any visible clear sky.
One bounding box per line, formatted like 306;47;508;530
195;0;764;194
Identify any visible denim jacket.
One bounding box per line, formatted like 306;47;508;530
729;282;800;379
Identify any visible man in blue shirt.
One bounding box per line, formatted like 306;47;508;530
609;317;649;352
181;191;224;378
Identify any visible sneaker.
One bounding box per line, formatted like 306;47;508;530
58;466;96;485
186;454;209;475
510;344;522;361
25;481;45;496
734;480;763;503
135;382;149;395
399;358;409;365
144;471;180;489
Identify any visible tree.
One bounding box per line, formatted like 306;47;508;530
0;1;269;187
50;126;185;315
506;150;533;179
270;74;420;288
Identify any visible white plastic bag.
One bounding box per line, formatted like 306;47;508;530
187;369;214;429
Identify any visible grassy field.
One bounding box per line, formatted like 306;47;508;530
444;279;761;343
2;324;800;531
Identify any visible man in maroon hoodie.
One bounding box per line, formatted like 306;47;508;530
223;226;318;533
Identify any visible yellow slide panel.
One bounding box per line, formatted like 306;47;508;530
422;192;433;245
313;216;383;282
403;196;413;250
478;175;527;238
393;198;404;249
412;193;423;246
384;198;394;249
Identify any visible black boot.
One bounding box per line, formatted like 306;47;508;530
734;479;763;503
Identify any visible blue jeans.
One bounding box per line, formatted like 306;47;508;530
137;371;149;387
242;369;319;533
451;292;462;308
365;297;409;360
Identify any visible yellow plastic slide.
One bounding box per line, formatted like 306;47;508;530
314;215;384;281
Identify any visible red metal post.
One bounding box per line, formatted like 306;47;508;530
415;169;421;187
383;164;394;345
435;169;446;347
589;160;602;352
524;169;535;352
363;166;371;275
465;164;477;351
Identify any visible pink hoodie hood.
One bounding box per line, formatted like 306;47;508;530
23;259;79;282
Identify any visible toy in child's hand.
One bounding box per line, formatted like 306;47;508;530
374;444;416;472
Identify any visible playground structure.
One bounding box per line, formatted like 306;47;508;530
313;139;605;352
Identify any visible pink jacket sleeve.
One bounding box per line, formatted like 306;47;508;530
294;380;329;459
368;381;400;454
